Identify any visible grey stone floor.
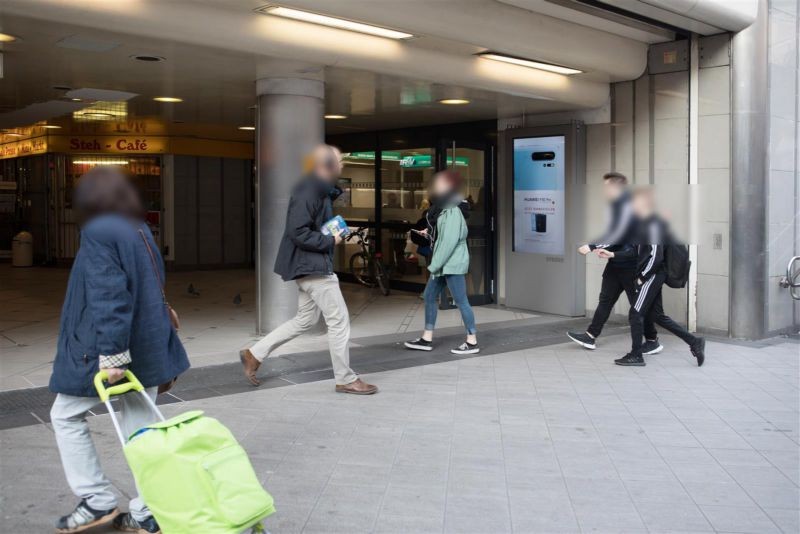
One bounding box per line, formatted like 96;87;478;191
1;333;798;533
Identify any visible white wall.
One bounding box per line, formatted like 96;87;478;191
697;35;733;334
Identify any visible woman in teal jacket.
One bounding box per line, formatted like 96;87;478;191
405;170;479;355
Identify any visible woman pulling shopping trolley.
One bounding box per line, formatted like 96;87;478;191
48;166;274;534
48;166;190;533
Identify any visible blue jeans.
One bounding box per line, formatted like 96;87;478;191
424;274;477;334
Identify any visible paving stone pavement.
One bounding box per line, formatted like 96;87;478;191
0;265;534;391
0;334;797;533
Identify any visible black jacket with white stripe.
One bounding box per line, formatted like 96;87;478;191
615;215;668;285
633;215;666;284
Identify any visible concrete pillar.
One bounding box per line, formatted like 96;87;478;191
255;74;325;334
730;0;768;339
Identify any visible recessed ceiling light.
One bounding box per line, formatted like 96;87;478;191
131;54;166;62
42;125;62;129
439;99;470;105
257;5;413;40
0;33;20;43
81;112;113;118
476;52;582;75
324;114;348;120
238;126;256;131
70;98;83;102
154;96;183;103
4;131;24;137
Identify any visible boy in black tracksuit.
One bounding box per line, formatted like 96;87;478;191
611;190;706;367
568;173;660;353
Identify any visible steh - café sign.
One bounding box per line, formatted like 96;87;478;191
63;136;167;154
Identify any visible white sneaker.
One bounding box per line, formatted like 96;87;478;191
451;342;479;355
405;338;433;351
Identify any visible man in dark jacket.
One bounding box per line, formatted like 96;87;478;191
567;172;660;353
50;167;189;534
240;145;377;395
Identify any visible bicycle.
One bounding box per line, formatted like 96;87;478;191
346;227;390;296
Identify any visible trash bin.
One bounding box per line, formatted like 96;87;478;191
12;231;33;267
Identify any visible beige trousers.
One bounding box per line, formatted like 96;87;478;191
249;274;358;385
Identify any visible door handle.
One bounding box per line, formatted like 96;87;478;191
779;255;800;300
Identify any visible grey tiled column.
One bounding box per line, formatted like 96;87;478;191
255;77;325;334
730;0;768;339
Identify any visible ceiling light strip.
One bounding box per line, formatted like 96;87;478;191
259;5;413;40
477;52;582;75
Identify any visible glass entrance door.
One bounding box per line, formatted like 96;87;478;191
442;140;494;305
380;147;435;287
330;130;495;301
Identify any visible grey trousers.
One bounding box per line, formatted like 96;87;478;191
249;274;358;385
50;387;158;521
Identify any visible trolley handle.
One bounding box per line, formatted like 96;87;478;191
94;369;144;402
94;370;166;446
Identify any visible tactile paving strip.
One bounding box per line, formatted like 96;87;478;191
0;317;627;431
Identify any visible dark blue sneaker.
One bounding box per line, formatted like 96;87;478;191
642;338;664;355
614;353;645;366
113;512;161;533
55;500;119;533
690;337;706;367
567;331;596;349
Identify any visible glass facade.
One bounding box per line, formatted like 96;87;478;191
328;120;496;302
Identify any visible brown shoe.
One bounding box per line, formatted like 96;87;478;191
239;349;261;386
335;378;378;395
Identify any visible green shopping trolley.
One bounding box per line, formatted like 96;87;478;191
95;370;275;534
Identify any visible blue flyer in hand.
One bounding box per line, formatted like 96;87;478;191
321;215;350;237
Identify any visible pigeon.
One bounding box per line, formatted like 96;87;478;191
187;283;200;297
233;293;242;306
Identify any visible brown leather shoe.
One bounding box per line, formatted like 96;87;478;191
335;378;378;395
239;349;261;386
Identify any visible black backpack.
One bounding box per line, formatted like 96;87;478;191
664;235;691;288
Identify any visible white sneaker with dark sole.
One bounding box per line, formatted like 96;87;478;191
451;342;480;355
405;338;433;351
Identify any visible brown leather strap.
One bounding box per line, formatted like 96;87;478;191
138;228;168;306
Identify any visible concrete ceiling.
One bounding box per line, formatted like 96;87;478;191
0;0;686;134
0;15;564;134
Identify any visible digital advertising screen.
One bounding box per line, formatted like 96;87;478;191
512;135;566;256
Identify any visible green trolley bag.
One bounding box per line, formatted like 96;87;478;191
95;370;275;534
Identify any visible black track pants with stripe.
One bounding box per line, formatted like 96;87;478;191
629;272;697;356
587;264;657;340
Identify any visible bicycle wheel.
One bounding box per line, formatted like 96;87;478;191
374;260;391;296
349;252;376;287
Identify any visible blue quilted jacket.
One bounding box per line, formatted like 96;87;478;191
49;215;190;397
